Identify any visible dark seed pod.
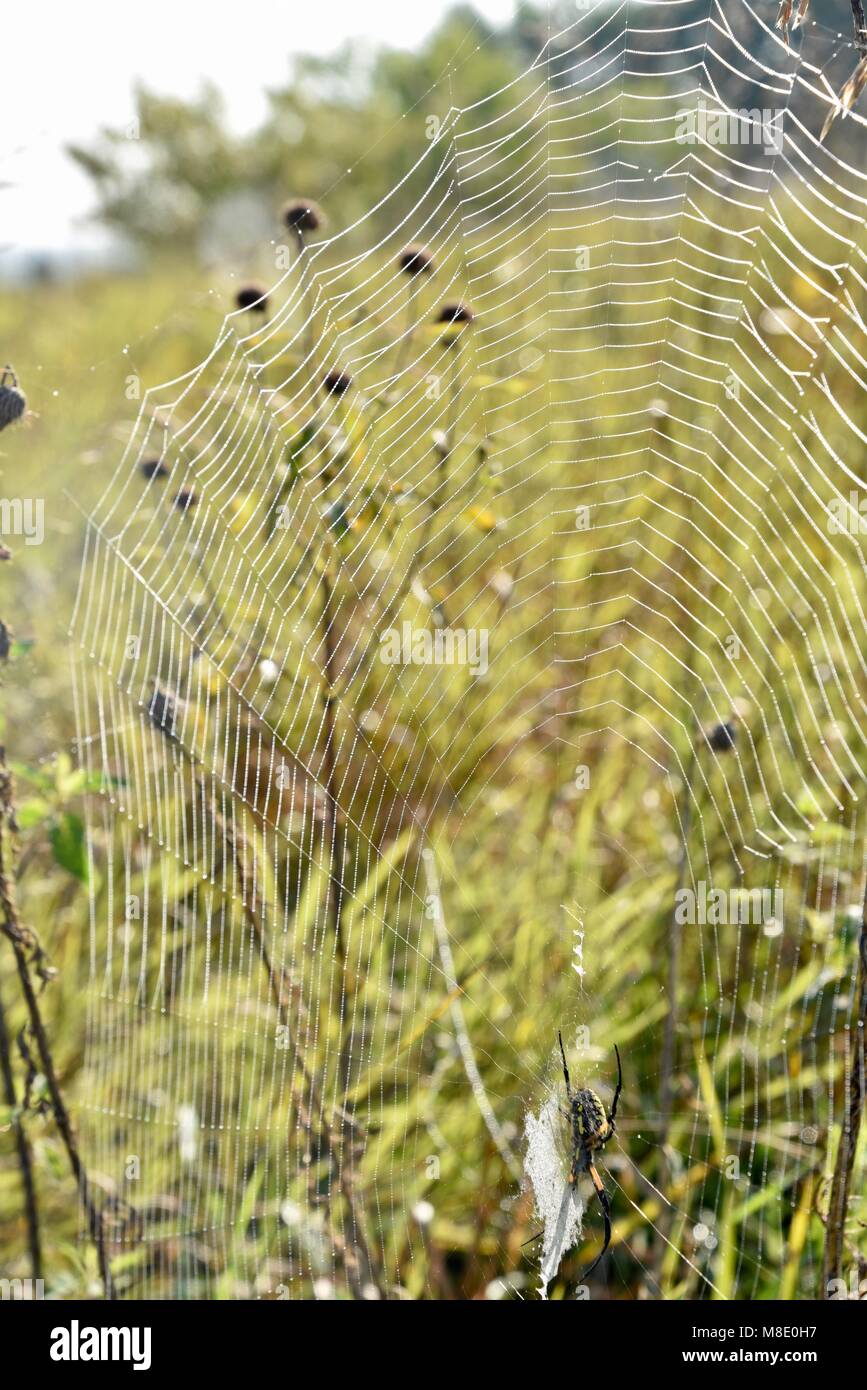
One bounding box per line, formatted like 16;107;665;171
435;301;474;326
174;487;197;512
399;243;435;277
323;369;352;398
324;499;351;539
147;682;179;739
282;198;325;234
705;721;737;752
235;283;269;313
0;367;26;432
140;458;169;480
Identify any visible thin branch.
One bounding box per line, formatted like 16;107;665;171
421;844;520;1178
208;781;383;1299
0;983;41;1280
0;749;114;1297
659;744;697;1153
654;744;697;1280
820;4;867;140
314;573;387;1295
335;338;464;700
822;907;867;1294
319;568;348;965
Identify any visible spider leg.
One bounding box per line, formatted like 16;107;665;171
558;1030;572;1101
608;1043;623;1126
579;1163;611;1283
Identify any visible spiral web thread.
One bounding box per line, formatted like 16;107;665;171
70;0;867;1298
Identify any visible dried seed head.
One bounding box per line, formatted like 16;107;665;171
435;301;474;326
399;243;435;277
431;429;450;458
705;721;737;752
146;682;180;739
0;366;26;432
282;198;325;234
174;487;198;512
235;283;269;313
323;369;352;398
488;569;514;601
323;498;352;538
140;458;169;480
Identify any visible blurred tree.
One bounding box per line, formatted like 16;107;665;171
67;7;533;260
67;0;866;261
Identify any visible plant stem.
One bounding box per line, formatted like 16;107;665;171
659;743;697;1150
0;982;42;1280
655;743;697;1280
294;227;317;380
393;278;420;377
0;748;114;1297
823;908;867;1295
421;845;519;1177
319;567;346;964
316;563;389;1297
208;780;382;1298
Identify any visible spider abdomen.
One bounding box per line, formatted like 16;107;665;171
571;1088;613;1152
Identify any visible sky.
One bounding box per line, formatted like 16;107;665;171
1;0;518;261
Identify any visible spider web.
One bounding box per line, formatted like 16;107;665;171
69;0;867;1299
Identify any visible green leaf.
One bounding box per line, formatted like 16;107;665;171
16;798;51;829
49;812;89;882
10;761;53;793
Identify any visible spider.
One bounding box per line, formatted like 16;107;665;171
558;1033;622;1281
525;1035;622;1282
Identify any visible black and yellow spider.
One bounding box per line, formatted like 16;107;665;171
548;1033;622;1281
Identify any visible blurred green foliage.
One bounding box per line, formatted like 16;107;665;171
67;0;865;262
1;0;867;1303
68;7;537;257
